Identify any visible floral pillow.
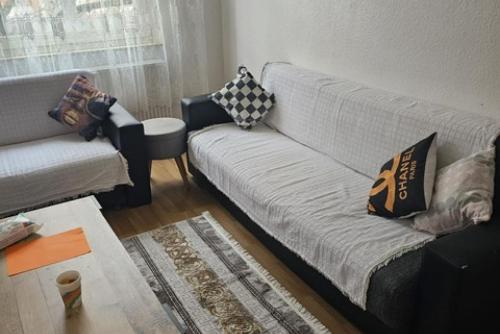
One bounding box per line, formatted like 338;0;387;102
413;146;496;235
48;75;116;141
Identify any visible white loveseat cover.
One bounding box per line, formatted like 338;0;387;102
0;70;95;146
188;124;434;308
0;133;132;215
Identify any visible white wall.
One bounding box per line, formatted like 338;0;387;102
203;0;225;91
221;0;500;118
158;0;224;97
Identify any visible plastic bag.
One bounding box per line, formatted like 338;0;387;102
0;214;43;250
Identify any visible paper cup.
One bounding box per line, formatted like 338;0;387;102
56;270;82;311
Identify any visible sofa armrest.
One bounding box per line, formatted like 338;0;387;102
181;94;232;132
104;104;143;154
417;219;500;333
102;103;151;206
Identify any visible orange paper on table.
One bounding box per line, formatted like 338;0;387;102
6;227;91;276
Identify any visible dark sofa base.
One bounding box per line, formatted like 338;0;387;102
189;162;404;334
96;185;152;210
95;186;128;209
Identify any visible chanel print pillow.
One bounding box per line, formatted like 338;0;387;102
368;133;438;218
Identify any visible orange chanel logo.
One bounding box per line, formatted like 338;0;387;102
369;154;400;213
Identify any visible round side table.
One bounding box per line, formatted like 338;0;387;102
142;117;188;187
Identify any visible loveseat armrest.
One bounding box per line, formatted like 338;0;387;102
181;94;232;132
104;103;143;154
417;219;500;333
102;103;151;206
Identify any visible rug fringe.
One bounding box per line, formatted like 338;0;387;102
202;211;331;334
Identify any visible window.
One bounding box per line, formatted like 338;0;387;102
0;0;165;75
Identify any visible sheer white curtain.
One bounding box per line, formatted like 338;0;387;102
0;0;210;119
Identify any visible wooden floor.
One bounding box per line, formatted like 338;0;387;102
104;158;361;334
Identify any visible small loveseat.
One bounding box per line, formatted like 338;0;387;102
0;70;151;216
182;63;500;333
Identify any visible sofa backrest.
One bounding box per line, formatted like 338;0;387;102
0;70;95;146
262;62;500;178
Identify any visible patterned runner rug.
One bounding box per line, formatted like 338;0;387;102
122;212;330;334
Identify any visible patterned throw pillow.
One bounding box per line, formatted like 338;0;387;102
368;133;437;218
413;146;495;235
212;66;274;129
48;75;116;141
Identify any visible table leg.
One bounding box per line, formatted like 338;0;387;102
174;156;189;187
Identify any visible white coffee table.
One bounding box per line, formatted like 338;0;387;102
0;197;180;334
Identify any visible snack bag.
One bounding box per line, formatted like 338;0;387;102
0;214;42;250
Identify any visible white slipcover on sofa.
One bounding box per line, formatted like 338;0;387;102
183;63;500;332
0;71;132;216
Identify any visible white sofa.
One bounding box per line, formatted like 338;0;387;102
0;71;133;216
182;63;500;333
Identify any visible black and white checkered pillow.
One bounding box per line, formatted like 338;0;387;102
212;66;274;129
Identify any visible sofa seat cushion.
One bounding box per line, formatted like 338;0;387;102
0;133;132;216
188;123;434;327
